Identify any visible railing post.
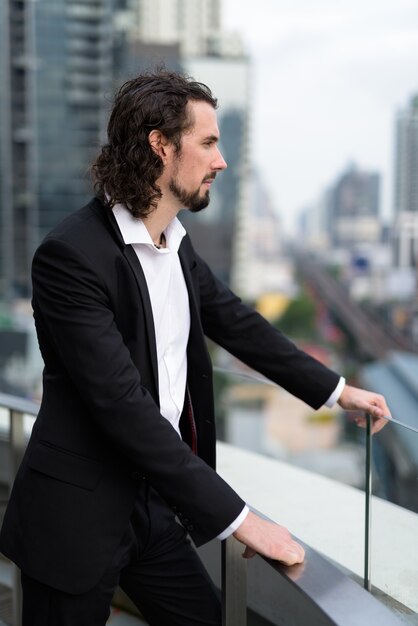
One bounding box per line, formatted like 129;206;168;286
11;566;22;626
222;536;247;626
9;408;25;626
364;413;372;592
10;408;26;479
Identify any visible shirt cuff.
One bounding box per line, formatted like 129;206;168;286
324;376;345;408
216;505;250;541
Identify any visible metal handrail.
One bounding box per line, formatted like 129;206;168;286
0;394;39;626
0;392;39;417
219;515;405;625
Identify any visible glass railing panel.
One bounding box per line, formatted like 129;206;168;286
213;368;418;619
213;365;366;582
370;416;418;622
214;365;365;481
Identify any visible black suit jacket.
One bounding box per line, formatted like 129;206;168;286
0;198;339;594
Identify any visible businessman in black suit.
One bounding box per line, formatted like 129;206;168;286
0;70;390;626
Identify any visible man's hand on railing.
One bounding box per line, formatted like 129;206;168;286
232;511;305;565
337;384;391;434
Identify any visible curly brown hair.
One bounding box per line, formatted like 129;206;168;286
91;70;217;218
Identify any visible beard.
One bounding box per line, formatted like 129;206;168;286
168;177;211;213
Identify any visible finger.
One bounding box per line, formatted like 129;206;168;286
368;395;391;419
371;415;389;434
291;541;305;562
280;539;305;564
370;407;386;420
242;546;257;559
354;416;367;428
278;545;305;566
355;414;388;434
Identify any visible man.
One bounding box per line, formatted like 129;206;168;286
0;70;390;626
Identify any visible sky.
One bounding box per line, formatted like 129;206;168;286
222;0;418;234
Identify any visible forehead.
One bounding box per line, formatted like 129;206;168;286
185;100;220;139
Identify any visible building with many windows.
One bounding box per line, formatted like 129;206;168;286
128;0;242;58
0;0;113;299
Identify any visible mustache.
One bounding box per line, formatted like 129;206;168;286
202;173;217;183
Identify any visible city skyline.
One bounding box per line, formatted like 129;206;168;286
223;0;418;234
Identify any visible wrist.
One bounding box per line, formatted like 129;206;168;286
233;510;256;542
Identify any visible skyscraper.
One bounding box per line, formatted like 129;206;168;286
393;94;418;268
130;0;226;57
327;164;381;249
0;0;114;299
0;0;37;299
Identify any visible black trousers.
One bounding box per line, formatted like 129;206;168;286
21;483;221;626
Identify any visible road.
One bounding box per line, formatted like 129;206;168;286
295;253;416;360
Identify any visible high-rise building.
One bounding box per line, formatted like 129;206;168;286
298;189;332;254
134;0;220;55
393;94;418;268
129;0;241;57
0;0;114;299
0;0;38;299
232;169;289;300
328;164;381;249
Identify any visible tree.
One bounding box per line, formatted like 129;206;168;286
274;290;317;339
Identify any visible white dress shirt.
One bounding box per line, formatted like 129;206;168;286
112;203;344;540
113;203;189;435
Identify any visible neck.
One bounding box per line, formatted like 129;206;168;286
143;207;177;248
142;184;182;246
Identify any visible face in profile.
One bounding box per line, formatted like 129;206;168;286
168;100;227;212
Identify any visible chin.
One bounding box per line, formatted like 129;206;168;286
189;192;210;213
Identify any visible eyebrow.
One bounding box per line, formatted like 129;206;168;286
203;134;219;143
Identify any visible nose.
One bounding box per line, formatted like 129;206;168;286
212;147;227;171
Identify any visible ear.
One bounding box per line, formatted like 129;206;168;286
148;129;170;159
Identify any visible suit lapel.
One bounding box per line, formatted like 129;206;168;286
122;245;159;392
102;204;159;390
92;200;159;393
179;244;211;368
179;246;199;315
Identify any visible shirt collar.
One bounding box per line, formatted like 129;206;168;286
112;203;186;253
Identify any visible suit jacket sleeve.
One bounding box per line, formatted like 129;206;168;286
192;247;340;408
32;236;245;545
